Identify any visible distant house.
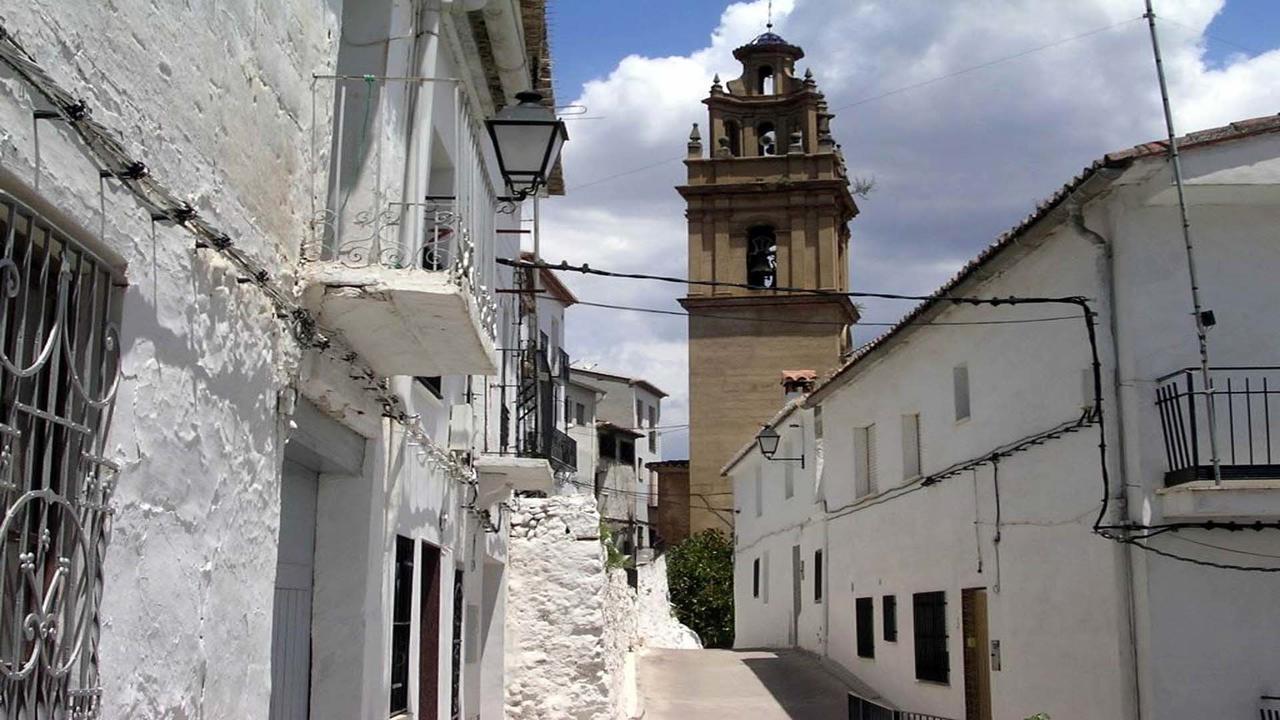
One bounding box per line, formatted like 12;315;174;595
571;368;668;557
724;116;1280;720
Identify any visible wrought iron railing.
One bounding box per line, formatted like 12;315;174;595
1155;367;1280;486
0;193;122;720
848;693;955;720
521;426;577;474
1261;694;1280;720
307;75;501;341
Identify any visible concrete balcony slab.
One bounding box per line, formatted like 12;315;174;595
1158;479;1280;519
303;263;498;377
475;455;555;505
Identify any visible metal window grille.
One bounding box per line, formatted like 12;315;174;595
856;597;875;658
913;591;949;684
883;595;897;642
389;536;414;714
0;193;122;720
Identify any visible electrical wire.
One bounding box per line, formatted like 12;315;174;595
574;299;1084;327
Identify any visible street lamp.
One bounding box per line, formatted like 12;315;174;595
755;425;805;468
485;91;567;200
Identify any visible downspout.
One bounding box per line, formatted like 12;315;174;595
1070;203;1144;720
480;0;532;104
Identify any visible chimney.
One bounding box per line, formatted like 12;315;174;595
781;370;818;401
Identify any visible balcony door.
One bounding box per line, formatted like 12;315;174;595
270;460;318;720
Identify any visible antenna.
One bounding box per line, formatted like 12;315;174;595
767;0;773;30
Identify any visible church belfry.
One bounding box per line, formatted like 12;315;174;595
678;30;859;534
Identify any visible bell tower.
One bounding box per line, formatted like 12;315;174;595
677;30;858;534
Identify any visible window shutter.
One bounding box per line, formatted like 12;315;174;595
954;364;970;421
853;427;870;498
902;414;921;479
755;465;764;517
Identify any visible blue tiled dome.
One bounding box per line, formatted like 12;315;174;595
750;31;788;45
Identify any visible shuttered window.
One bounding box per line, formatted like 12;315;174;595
902;413;922;479
913;591;949;683
883;595;898;642
856;597;875;658
813;550;824;603
753;558;761;598
954;364;970;421
853;425;876;497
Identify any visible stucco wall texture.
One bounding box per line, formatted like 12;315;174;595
0;2;337;717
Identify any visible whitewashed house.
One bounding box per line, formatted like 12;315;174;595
570;368;667;555
0;1;562;719
726;116;1280;720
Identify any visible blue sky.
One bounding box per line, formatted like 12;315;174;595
551;0;1280;105
540;1;1280;458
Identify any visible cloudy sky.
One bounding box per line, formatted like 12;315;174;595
538;0;1280;459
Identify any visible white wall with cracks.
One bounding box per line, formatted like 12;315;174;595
505;494;698;720
0;1;334;717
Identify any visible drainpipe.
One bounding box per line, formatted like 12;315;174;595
479;0;532;104
1070;203;1144;720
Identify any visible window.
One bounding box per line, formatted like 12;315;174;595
913;591;949;683
856;597;875;658
954;364;970;421
575;401;586;425
636;398;644;427
902;413;922;479
416;375;443;398
757;121;777;156
648;405;657;428
853;425;876;498
883;595;897;641
753;558;761;598
648;469;659;507
0;195;123;709
762;551;770;603
724;120;742;156
649;430;657;453
619;439;636;464
758;64;775;94
389;536;415;714
746;225;777;288
813;550;823;603
599;432;617;460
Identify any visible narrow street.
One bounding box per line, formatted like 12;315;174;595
637;648;854;719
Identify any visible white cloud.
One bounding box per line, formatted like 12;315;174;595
544;0;1280;459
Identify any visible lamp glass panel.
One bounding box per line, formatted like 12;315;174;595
492;123;556;176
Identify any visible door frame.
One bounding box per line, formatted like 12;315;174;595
419;541;443;719
961;587;993;720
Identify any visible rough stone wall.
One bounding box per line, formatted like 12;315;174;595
506;495;615;720
506;495;700;720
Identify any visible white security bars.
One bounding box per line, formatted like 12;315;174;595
0;193;122;720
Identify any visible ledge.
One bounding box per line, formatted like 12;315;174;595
475;455;555;505
1157;479;1280;519
302;263;497;377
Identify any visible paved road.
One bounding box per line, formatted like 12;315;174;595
637;648;852;719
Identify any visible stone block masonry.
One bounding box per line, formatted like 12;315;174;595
505;495;698;720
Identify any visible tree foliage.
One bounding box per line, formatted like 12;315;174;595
666;529;734;648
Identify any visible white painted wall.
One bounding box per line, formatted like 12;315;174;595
0;1;534;718
729;134;1280;720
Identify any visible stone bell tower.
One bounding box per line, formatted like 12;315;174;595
677;30;858;534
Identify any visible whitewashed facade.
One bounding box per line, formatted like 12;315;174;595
727;118;1280;720
0;1;559;719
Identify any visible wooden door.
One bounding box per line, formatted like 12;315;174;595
962;588;992;720
790;545;802;645
419;543;442;719
269;460;318;720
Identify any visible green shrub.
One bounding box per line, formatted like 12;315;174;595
666;529;734;648
600;520;630;570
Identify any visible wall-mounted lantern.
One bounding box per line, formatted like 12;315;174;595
485;91;567;201
755;424;805;468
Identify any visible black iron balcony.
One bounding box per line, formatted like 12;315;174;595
521;426;577;473
1155;367;1280;486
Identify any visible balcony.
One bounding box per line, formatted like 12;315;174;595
1155;367;1280;518
302;76;500;377
523;426;577;474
